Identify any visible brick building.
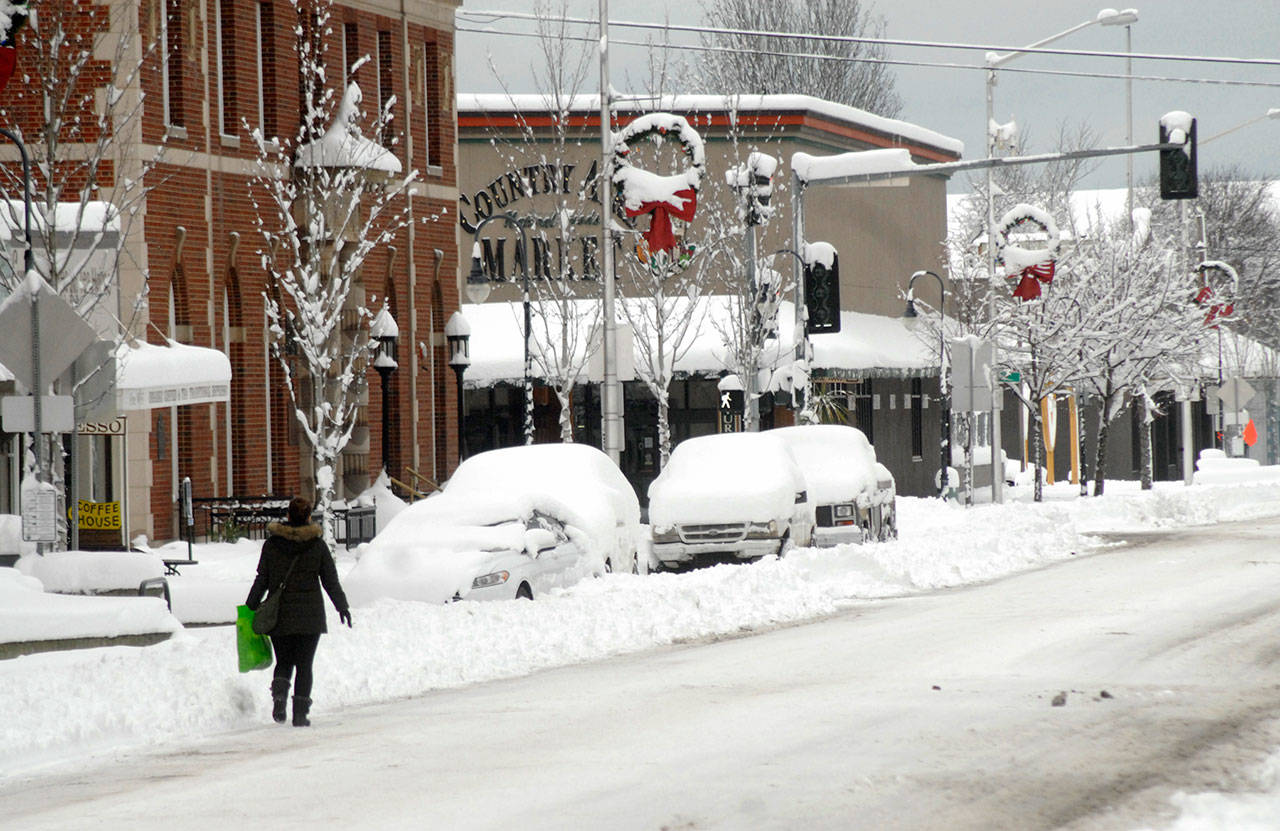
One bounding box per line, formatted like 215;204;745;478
0;0;462;545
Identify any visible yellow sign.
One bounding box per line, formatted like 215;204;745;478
71;500;121;530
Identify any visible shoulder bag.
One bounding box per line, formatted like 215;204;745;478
251;553;301;635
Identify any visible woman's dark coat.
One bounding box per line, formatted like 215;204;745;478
246;522;349;636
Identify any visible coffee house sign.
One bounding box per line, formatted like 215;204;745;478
458;161;605;282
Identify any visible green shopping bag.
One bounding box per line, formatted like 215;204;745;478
236;605;273;673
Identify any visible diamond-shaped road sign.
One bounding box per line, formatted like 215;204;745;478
1218;377;1256;414
0;274;98;390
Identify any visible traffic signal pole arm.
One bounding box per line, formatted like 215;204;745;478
793;141;1183;189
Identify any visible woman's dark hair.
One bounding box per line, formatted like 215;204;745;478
287;496;313;526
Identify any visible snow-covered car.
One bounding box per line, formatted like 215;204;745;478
647;432;814;570
772;424;897;545
344;443;642;603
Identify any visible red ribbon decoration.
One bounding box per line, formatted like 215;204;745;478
625;188;697;254
1194;285;1233;326
1011;260;1055;301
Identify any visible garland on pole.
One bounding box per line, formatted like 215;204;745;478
994;203;1060;301
612;112;706;273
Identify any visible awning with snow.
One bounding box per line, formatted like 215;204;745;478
458;296;936;388
115;340;231;410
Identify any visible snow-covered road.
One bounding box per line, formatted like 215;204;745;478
7;516;1280;830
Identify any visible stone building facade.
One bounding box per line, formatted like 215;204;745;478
456;94;964;499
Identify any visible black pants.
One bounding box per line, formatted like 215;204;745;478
272;633;321;698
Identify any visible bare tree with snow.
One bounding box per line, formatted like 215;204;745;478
697;0;901;117
247;0;420;534
1069;217;1207;494
478;0;605;442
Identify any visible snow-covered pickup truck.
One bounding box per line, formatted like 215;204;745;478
646;432;814;570
772;424;897;545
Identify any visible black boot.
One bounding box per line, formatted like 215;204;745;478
270;678;290;723
292;696;312;727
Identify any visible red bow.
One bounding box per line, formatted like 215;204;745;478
625;188;697;254
1011;260;1055;301
1194;285;1233;327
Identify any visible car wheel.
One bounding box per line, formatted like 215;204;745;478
516;583;533;600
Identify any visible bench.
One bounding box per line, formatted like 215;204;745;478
161;558;198;576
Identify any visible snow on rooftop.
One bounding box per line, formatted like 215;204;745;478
458;93;963;158
460;296;933;386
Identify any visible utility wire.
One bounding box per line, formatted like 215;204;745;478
456;24;1280;91
458;9;1280;69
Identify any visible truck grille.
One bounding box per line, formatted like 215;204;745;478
677;523;748;544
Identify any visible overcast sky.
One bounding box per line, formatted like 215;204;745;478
456;1;1280;194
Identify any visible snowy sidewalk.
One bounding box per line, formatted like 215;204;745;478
2;480;1279;792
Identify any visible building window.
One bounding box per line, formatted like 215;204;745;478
162;0;184;128
910;378;923;460
377;30;394;145
258;2;274;139
344;22;360;83
218;0;237;137
423;42;439;168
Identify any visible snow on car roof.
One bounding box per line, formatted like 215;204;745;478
772;425;885;506
648;432;806;528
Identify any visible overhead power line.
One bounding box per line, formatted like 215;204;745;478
458;9;1280;70
455;24;1280;91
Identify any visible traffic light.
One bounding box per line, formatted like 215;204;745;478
0;2;28;93
1159;113;1197;200
727;152;777;227
804;247;841;335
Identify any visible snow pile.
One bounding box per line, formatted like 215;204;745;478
17;551;164;593
337;471;410;532
1138;746;1280;831
1192;448;1280;486
0;567;180;646
0;514;36;557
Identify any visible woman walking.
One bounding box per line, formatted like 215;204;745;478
245;496;352;726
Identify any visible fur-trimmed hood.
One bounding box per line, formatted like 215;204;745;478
266;521;323;543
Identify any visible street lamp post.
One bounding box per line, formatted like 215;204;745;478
467;211;534;445
983;8;1137;503
445;311;471;461
370;304;399;474
904;270;949;498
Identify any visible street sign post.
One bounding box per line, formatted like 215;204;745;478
1219;377;1255;413
949;338;994;413
21;487;56;543
0;277;97;390
1;394;74;432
